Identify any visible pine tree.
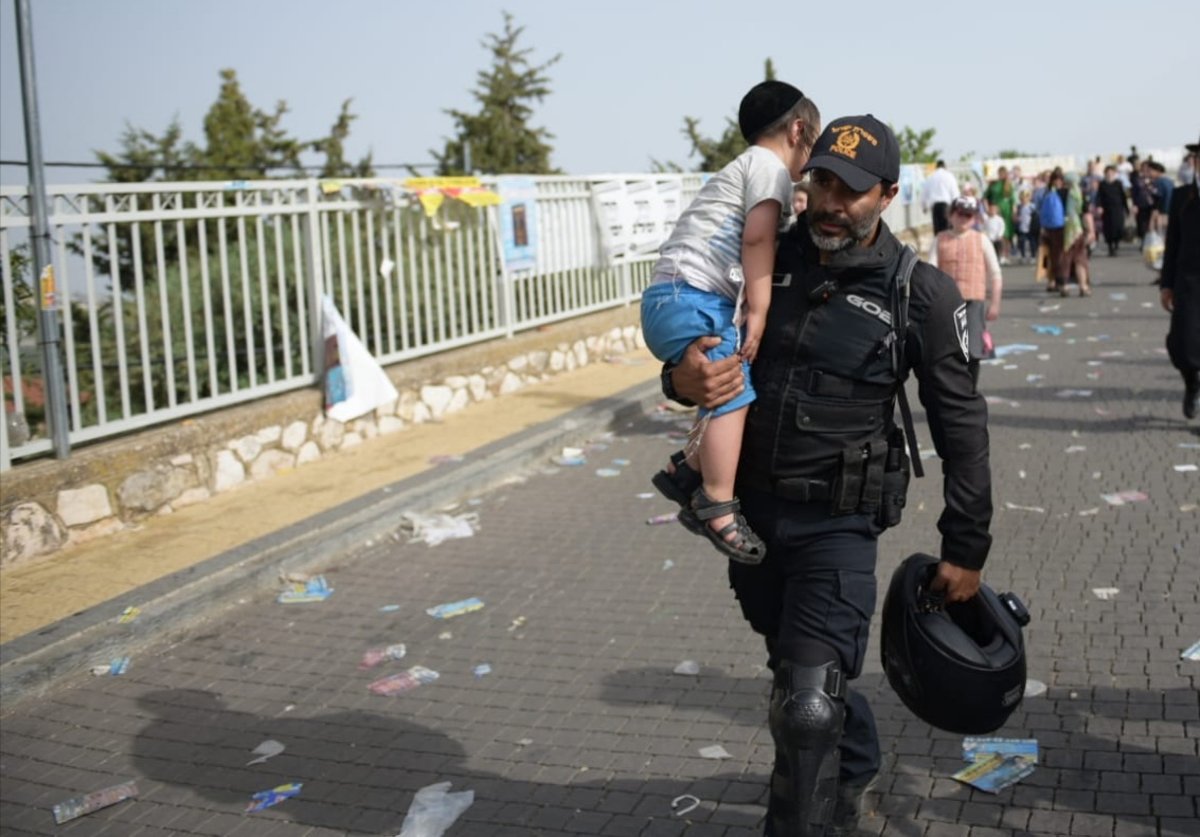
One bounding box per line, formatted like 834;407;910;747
894;126;941;164
433;12;560;175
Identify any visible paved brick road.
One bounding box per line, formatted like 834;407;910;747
1;250;1197;836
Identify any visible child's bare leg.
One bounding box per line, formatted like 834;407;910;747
696;406;748;540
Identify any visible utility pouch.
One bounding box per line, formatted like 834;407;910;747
831;442;884;516
876;427;911;529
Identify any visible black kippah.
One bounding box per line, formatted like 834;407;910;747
738;81;804;143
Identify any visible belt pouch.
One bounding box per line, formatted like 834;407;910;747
876;428;910;528
830;445;866;516
860;441;886;510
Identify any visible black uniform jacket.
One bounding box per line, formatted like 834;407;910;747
1162;183;1200;371
741;214;993;570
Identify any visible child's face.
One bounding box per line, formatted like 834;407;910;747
793;190;808;215
988;205;998;216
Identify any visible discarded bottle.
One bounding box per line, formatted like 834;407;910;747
52;780;139;824
368;665;439;696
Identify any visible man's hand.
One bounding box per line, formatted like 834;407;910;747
929;562;981;603
1161;287;1174;312
671;336;744;410
986;302;1000;322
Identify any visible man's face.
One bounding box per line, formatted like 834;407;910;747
806;169;896;252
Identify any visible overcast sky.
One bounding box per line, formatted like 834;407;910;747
2;0;1196;185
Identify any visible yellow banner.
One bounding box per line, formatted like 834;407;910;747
417;191;445;217
403;176;482;190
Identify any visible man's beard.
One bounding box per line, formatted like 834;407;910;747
808;204;883;252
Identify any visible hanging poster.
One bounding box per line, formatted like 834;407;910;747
627;180;663;254
657;180;685;239
591;180;633;264
495;176;539;273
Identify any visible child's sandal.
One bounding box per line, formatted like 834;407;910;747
679;487;766;565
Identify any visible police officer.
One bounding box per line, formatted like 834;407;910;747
661;115;993;836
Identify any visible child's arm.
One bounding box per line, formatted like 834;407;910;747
982;233;1003;321
740;200;780;362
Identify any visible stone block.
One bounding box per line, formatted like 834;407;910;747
411;401;432;424
213;449;246;493
318;418;345;449
342;432;364;449
296;441;321;464
351;417;378;439
66;517;125;547
250;449;295;480
529;350;550;372
397;390;419;422
256;425;282;445
499;372;523;395
57;484;114;527
467;374;488;402
508;354;528;372
230;434;263;463
118;467;193;513
378;416;406;435
1;502;67;567
445;388;470;415
573;340;588;366
170;454;194;466
421;384;454;420
444;375;469;389
549;350;566;372
281;421;307;452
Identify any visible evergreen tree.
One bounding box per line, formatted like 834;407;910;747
894;125;941;164
312;99;375;178
433;12;560;175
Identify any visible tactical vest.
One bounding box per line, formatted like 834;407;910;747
740;234;910;516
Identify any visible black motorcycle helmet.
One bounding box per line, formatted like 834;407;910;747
881;553;1031;734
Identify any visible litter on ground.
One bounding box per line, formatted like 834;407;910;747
426;597;484;619
1031;324;1062;336
1004;502;1045;513
401;512;478;546
473;663;492;678
360;644;407;669
1101;490;1148;506
52;781;139;824
1181;641;1200;662
595;468;621;477
674;660;701;676
91;657;131;676
117;606;140;624
246;740;285;766
369;666;440;696
277;576;333;603
1092;588;1120;600
1024;679;1047;697
672;794;701;816
647;512;678;525
953;737;1038;793
1174;464;1197;473
396;781;474;837
246;782;302;813
699;745;731;759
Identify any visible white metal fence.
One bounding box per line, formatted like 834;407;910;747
0;174;712;469
1;171;929;470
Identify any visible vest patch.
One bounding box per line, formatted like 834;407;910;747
847;294;892;325
954;303;969;361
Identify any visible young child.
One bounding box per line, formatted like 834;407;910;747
641;81;819;564
1015;189;1036;263
984;203;1008;264
928;196;1003;386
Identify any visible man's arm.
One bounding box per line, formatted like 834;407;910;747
908;266;993;601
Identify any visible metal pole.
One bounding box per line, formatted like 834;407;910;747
14;0;70;457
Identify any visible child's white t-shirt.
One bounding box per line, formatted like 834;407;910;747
652;146;793;301
984;214;1006;242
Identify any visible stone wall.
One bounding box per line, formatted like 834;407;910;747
1;308;646;569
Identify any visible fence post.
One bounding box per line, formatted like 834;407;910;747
487;207;516;338
303;179;326;382
15;0;70;459
619;259;633;306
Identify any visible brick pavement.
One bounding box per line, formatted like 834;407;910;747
0;249;1197;836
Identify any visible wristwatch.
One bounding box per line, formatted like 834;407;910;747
661;362;697;408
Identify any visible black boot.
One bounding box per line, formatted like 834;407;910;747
828;775;878;836
1185;374;1199;420
766;662;846;836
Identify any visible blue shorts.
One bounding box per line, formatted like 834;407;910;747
640;280;755;418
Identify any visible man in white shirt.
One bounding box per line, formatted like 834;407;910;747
920;159;960;234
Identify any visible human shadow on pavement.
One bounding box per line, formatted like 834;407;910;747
130;688;774;835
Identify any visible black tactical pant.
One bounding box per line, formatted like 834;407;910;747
730;488;882;786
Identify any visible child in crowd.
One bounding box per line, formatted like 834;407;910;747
984;203;1008;265
1015;190;1036;263
641;81;819;564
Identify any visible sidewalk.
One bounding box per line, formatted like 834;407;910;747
0;249;1197;837
0;353;658;644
